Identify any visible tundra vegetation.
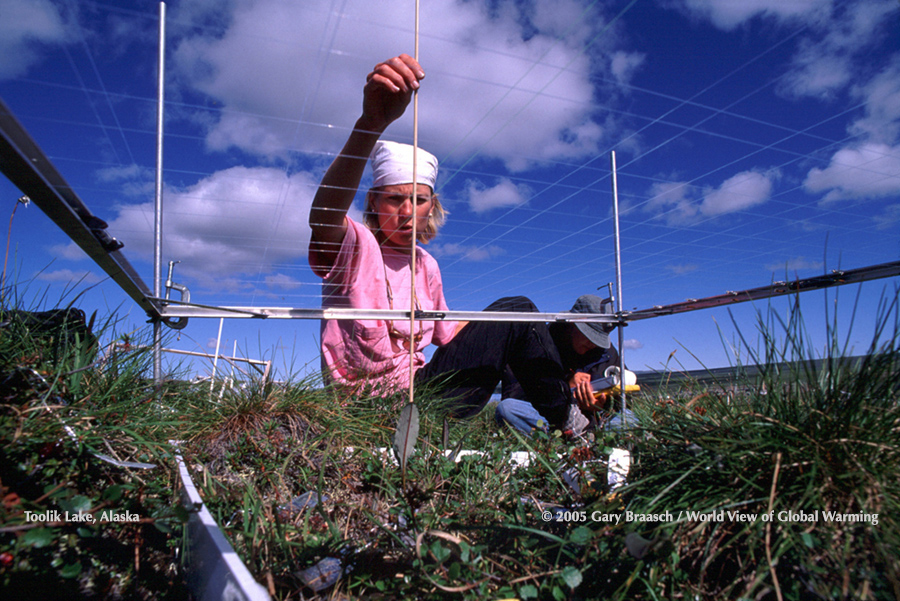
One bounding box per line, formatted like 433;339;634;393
1;284;897;600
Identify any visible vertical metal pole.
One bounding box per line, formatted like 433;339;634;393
210;317;224;397
153;2;166;384
610;151;627;424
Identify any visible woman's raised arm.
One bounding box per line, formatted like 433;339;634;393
308;55;425;272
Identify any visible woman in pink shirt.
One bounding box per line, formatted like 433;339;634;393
308;55;457;389
309;55;586;435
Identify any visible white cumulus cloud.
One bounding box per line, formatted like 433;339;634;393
622;338;643;350
646;170;776;225
0;0;69;80
850;57;900;144
101;166;321;285
429;242;505;262
465;178;530;214
674;0;897;103
778;0;897;99
610;51;646;86
699;170;775;216
264;273;303;291
170;0;617;169
645;181;698;224
804;143;900;202
676;0;832;30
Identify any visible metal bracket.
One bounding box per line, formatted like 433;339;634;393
162;261;190;330
84;214;124;252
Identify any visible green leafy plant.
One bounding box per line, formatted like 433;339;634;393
0;298;192;599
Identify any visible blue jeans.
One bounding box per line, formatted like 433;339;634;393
495;398;637;436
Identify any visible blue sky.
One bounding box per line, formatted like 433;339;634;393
1;0;898;380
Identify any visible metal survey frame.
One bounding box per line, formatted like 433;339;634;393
4;83;899;335
3;9;900;383
5;76;891;326
0;84;623;329
139;3;900;389
0;86;628;328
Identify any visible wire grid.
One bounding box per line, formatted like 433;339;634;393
2;0;898;334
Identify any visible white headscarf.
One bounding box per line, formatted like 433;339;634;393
370;141;438;190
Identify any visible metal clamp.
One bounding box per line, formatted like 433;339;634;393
162;261;190;330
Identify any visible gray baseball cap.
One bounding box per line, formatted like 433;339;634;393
570;294;615;348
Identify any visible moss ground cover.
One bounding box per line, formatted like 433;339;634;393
183;290;899;600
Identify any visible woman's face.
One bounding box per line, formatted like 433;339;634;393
371;183;434;249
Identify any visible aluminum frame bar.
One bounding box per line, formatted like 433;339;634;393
154;299;622;323
0;97;158;318
153;259;900;323
624;260;900;321
121;344;270;370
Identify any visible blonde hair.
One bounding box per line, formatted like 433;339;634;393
364;187;447;244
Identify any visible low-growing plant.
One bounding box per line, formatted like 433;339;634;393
0;296;192;599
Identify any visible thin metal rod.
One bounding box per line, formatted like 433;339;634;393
408;0;421;407
153;1;166;384
123;344;269;369
610;151;627;423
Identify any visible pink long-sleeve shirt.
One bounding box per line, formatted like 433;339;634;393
311;218;457;389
